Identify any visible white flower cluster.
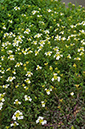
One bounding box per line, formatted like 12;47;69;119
0;93;5;110
70;21;85;28
12;36;23;47
77;47;84;56
45;88;52;95
51;73;60;82
4;32;15;38
2;41;11;48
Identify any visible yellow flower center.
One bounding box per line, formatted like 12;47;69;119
39;119;43;124
15;101;19;105
54;75;57;79
15;112;20;117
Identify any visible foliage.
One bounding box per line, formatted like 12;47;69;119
0;0;85;128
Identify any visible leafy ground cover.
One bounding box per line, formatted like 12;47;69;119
0;0;85;128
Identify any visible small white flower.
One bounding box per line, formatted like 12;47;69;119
2;26;6;29
12;110;23;120
51;78;54;81
3;84;9;88
34;33;42;38
61;37;66;40
4;33;9;37
14;6;20;10
70;25;75;28
47;9;52;12
37;15;42;17
14;99;21;105
60;13;64;16
70;92;74;96
8;55;15;60
1;98;5;102
36;116;47;125
44;30;50;34
57;76;60;82
24;95;32;101
67;54;71;59
1;55;5;61
74;57;81;60
45;51;52;56
32;10;39;15
41;101;45;107
10;121;19;127
32;41;37;45
8;20;12;23
45;88;52;95
26;71;33;77
15;62;23;67
56;56;60;60
36;65;42;70
6;76;16;82
24;28;30;34
25;78;31;84
0;102;3;110
53;46;59;51
35;50;39;56
7;50;13;54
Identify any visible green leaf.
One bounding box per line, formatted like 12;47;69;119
0;0;4;3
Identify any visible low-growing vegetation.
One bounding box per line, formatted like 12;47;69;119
0;0;85;128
